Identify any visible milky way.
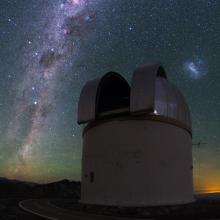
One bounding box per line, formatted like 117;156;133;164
6;0;100;177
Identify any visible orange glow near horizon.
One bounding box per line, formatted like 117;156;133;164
192;147;220;194
194;166;220;194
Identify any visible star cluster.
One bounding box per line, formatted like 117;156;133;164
0;0;220;192
184;57;208;80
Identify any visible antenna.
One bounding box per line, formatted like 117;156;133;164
192;141;207;193
192;141;207;147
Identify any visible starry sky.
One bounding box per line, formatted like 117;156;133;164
0;0;220;192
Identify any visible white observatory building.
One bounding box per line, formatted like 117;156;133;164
78;63;194;207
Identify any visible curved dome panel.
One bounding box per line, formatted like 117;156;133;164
77;77;102;124
130;63;166;114
154;77;191;130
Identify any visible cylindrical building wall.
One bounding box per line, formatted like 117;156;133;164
81;117;193;206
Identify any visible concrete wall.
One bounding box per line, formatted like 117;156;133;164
81;118;194;206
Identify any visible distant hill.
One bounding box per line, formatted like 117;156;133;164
196;192;220;202
0;177;80;198
0;177;36;197
34;179;81;198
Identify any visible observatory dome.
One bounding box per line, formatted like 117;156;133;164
78;63;194;207
78;63;191;134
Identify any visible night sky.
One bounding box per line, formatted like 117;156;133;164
0;0;220;192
